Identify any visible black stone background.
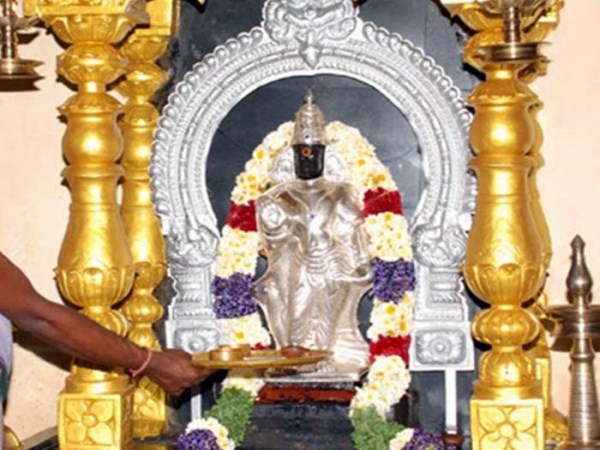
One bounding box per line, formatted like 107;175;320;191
153;0;485;447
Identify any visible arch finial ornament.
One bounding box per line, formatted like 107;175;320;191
263;0;358;67
151;0;475;373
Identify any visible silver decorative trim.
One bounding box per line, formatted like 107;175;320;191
151;0;475;372
264;0;357;68
414;329;469;367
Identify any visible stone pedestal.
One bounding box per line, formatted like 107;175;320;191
240;381;415;450
243;381;356;450
24;382;415;450
243;403;354;450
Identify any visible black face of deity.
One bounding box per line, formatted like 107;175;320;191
293;144;326;180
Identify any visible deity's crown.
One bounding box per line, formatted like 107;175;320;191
292;91;328;146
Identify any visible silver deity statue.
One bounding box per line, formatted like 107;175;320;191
256;93;372;376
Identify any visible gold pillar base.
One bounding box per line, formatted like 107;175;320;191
471;397;545;450
534;352;568;442
132;376;167;438
546;409;569;444
58;372;134;450
529;292;568;442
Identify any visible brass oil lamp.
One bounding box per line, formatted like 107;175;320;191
0;0;41;80
548;236;600;450
478;0;549;62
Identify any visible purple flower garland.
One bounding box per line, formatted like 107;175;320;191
211;273;258;319
177;429;220;450
405;429;444;450
371;258;416;303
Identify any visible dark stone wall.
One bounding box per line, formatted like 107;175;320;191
158;0;482;444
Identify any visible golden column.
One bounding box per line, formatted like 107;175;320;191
519;0;568;442
118;0;176;438
23;1;147;448
438;1;563;448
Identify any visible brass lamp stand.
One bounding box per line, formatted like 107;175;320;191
548;237;600;450
0;0;40;80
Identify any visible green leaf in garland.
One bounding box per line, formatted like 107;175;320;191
350;406;405;450
205;387;255;445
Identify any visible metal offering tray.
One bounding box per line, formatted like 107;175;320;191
192;346;329;371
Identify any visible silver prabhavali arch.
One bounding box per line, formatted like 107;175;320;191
151;0;475;424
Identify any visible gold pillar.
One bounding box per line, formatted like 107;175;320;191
118;0;176;438
522;0;568;442
439;1;564;448
467;57;545;450
23;1;147;448
526;146;568;439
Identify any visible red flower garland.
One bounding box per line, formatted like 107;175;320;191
225;201;258;232
369;335;411;365
363;187;403;217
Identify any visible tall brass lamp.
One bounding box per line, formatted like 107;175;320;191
0;0;41;80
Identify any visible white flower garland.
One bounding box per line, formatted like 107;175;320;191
349;355;411;418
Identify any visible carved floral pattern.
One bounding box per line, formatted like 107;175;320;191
414;330;466;366
168;223;219;268
477;405;539;450
65;399;116;445
133;377;165;422
56;266;135;310
173;327;220;353
58;44;125;85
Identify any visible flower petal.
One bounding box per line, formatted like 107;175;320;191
65;422;87;444
478;407;507;432
481;431;505;449
88;423;114;445
509;406;537;432
89;400;114;423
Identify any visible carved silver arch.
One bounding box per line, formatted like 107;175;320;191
151;0;475;372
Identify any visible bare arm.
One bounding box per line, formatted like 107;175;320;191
0;252;211;394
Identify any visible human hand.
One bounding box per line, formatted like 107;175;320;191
144;349;212;396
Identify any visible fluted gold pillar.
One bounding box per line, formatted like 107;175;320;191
23;1;147;448
118;0;176;438
439;1;564;448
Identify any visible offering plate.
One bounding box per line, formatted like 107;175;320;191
191;346;330;370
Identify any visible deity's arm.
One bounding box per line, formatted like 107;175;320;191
255;189;305;347
332;184;372;284
257;193;291;243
